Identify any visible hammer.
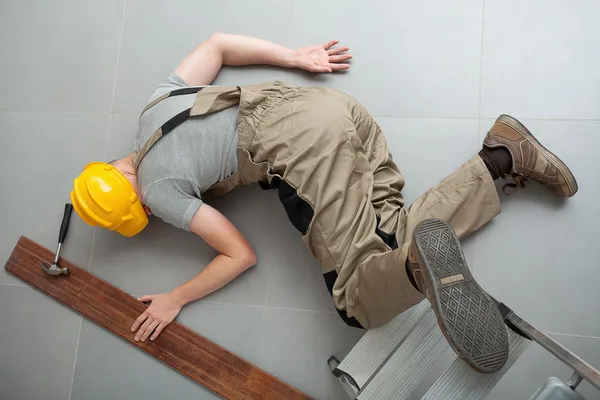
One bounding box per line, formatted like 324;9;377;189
41;203;73;276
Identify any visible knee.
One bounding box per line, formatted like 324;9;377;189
335;308;366;329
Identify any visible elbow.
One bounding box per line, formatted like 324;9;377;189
240;251;257;270
209;32;226;46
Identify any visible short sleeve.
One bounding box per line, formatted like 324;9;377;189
142;178;202;231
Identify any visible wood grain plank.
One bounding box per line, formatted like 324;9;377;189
5;236;312;400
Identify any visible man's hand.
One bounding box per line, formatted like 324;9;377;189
131;292;183;342
294;40;352;73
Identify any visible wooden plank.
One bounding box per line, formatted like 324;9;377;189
5;236;312;400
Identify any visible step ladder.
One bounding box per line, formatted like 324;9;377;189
328;300;600;400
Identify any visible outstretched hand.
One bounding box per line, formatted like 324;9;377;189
294;40;352;73
131;292;183;342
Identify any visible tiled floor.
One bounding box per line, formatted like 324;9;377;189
1;0;599;399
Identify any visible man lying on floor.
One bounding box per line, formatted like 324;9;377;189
70;33;578;373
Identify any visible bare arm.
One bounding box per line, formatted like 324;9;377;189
174;33;352;87
131;204;256;342
172;204;256;304
130;34;352;342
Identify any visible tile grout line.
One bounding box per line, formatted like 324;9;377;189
201;299;337;314
0;283;28;287
546;331;600;340
66;317;84;399
102;0;128;162
67;227;98;399
475;0;486;145
67;1;127;398
258;306;267;356
283;0;293;83
0;109;112;115
258;258;269;356
0;109;599;122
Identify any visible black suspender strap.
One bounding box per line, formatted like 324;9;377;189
167;87;206;97
140;86;205;116
134;87;207;170
161;108;192;135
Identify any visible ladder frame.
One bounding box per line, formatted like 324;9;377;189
328;302;600;399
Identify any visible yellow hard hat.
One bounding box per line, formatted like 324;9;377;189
70;162;148;237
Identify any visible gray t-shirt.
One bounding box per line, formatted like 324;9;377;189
135;74;239;230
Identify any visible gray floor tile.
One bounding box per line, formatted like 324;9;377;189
70;320;220;400
289;0;484;118
112;0;291;113
0;286;81;400
468;119;600;336
378;118;480;206
487;333;600;400
261;192;335;312
178;301;263;363
0;0;125;112
105;113;139;160
260;308;365;400
481;0;600;119
0;111;107;285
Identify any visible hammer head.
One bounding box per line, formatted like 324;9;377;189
40;262;69;276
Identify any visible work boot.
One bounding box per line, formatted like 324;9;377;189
483;114;578;197
407;219;509;374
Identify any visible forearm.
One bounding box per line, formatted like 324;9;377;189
213;33;297;68
170;253;254;306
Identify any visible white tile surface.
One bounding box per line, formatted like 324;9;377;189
469;119;600;337
481;0;600;119
378;117;480;206
289;0;484;118
178;301;264;363
0;0;125;112
112;0;292;113
0;111;107;285
260;308;365;400
0;286;81;400
487;333;600;400
3;1;600;399
261;193;336;312
71;320;220;400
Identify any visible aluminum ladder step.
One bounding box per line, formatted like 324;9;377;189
334;300;531;400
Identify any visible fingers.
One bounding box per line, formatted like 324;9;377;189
131;311;148;332
311;65;333;73
327;46;349;56
329;63;350;71
150;323;167;341
322;40;339;50
134;317;153;341
138;294;155;302
329;53;353;63
140;320;160;342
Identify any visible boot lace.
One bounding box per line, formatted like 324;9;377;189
502;174;528;195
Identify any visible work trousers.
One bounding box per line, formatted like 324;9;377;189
204;85;501;329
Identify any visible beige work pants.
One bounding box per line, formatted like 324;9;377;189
205;84;501;329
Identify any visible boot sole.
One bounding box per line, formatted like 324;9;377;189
496;114;578;197
411;219;509;373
